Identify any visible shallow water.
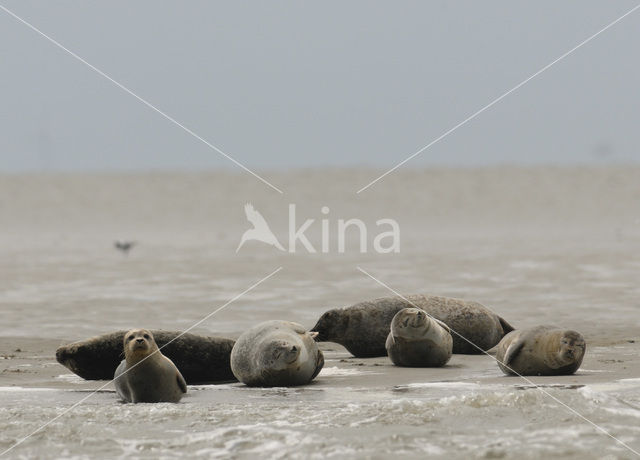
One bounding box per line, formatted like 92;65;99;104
2;374;640;459
1;168;640;458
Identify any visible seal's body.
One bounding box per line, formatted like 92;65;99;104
311;295;514;357
495;325;586;376
231;320;324;387
386;308;452;367
114;329;187;403
56;330;235;383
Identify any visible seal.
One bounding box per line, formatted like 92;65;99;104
310;295;514;357
114;329;187;403
230;320;324;387
495;325;586;376
385;308;453;367
56;330;236;383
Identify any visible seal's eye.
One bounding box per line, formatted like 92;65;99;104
143;334;150;339
127;335;134;341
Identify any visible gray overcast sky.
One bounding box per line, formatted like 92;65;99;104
1;1;639;172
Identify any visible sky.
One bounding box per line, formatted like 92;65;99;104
1;1;639;172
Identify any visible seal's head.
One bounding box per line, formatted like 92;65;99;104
123;329;158;363
310;309;347;342
390;308;430;339
259;339;301;371
557;330;586;364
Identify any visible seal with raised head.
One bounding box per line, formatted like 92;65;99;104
56;330;235;383
310;295;514;357
495;325;586;376
385;308;453;367
114;328;187;403
230;320;324;387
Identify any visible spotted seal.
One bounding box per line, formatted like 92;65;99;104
495;325;586;376
56;330;235;383
385;308;453;367
230;320;324;387
310;295;514;357
114;329;187;403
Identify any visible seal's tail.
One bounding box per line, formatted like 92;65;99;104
499;316;515;335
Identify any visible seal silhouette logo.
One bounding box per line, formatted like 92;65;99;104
236;203;285;252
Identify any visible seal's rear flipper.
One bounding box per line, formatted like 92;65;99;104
499;317;515;334
311;350;324;381
309;324;325;342
503;339;525;366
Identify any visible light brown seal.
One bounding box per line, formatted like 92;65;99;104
495;325;586;376
385;308;453;367
230;320;324;387
114;329;187;403
310;295;514;357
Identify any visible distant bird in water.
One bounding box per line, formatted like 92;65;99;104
114;241;136;255
236;203;285;252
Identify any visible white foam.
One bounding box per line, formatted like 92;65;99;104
402;381;479;389
0;386;57;392
318;366;367;377
579;386;640;419
55;373;84;384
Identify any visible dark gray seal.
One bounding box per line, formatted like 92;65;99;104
114;329;187;403
385;308;453;367
310;295;514;357
56;330;235;383
495;325;586;376
230;320;324;387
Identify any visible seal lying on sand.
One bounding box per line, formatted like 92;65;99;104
385;308;453;367
311;295;514;357
231;320;324;387
495;325;586;376
114;329;187;403
56;330;235;384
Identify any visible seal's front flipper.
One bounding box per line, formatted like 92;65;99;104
433;318;452;335
113;360;132;402
385;333;395;348
177;371;187;394
503;339;525;366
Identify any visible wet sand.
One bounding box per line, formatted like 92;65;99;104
2;335;639;391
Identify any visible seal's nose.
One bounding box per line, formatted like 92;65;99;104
55;347;68;363
136;338;145;344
